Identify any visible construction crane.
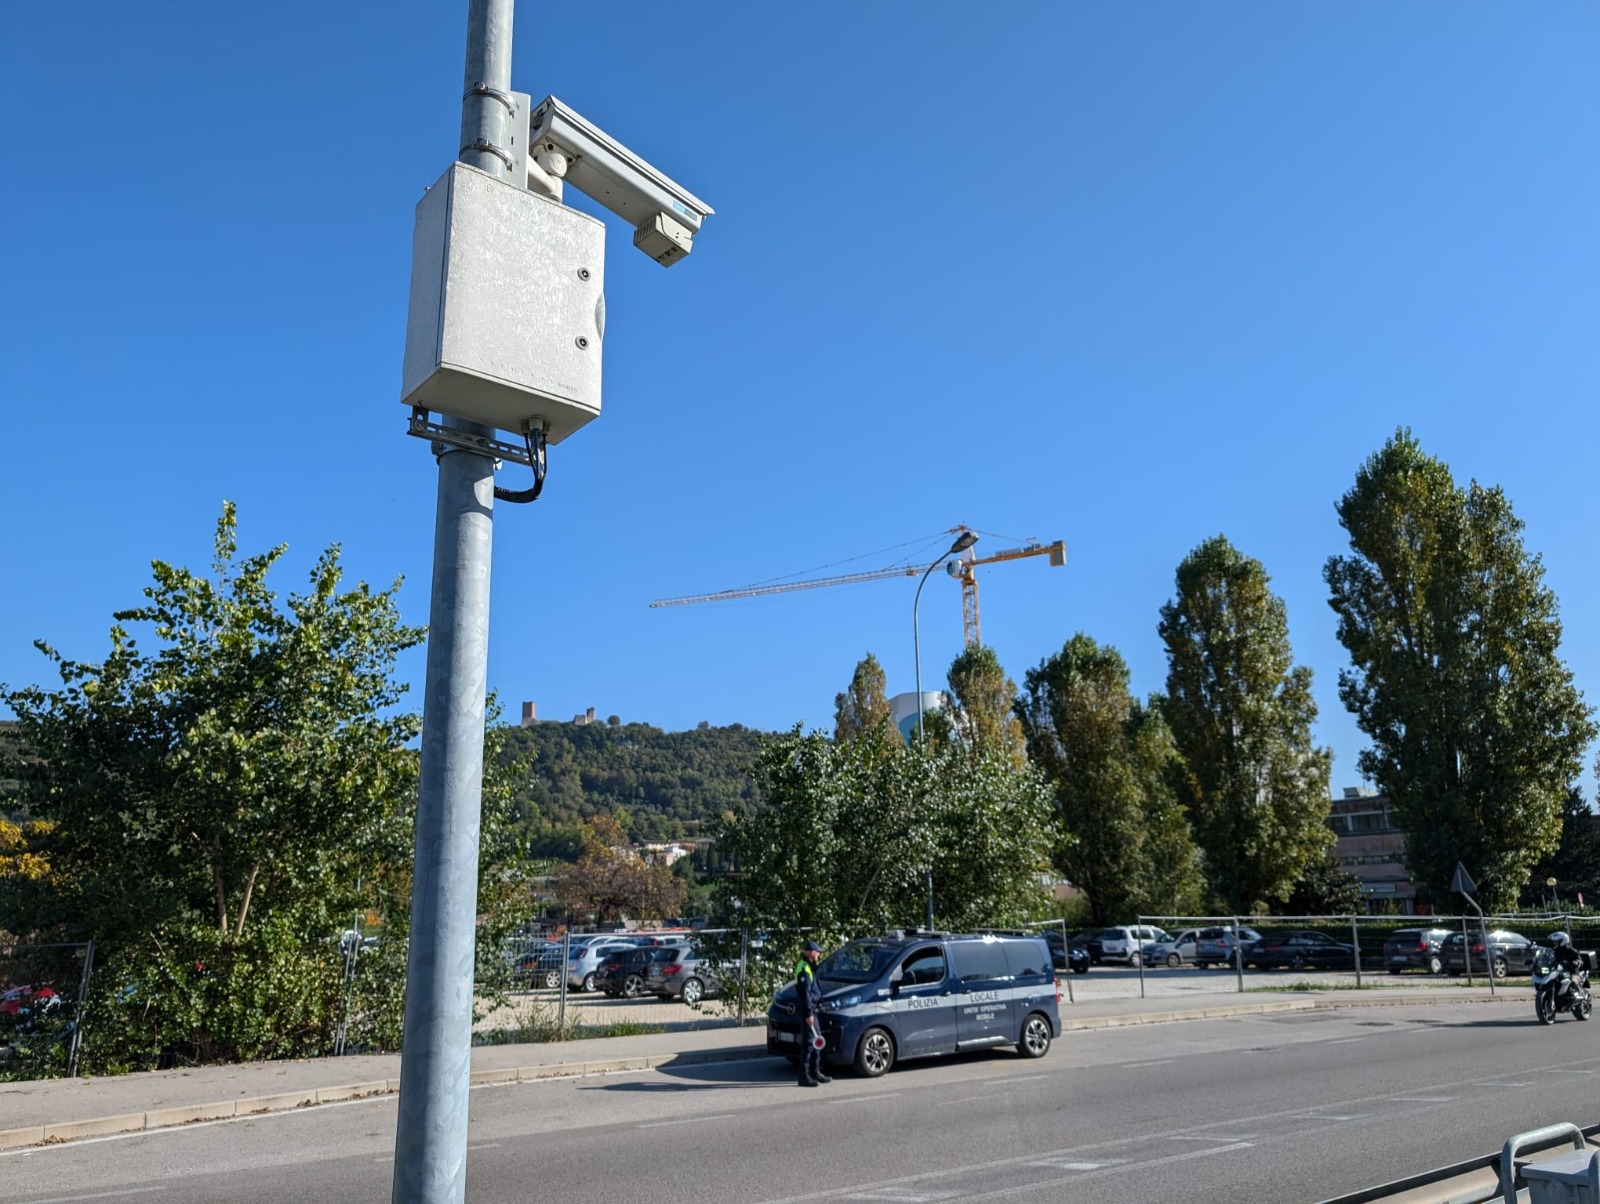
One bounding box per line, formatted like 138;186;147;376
649;526;1067;647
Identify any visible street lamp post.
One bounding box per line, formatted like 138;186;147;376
912;530;980;930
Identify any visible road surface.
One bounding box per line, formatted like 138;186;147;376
6;998;1589;1202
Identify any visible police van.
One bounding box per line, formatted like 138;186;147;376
766;930;1062;1078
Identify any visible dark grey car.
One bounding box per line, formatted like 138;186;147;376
1440;930;1536;979
1382;927;1454;975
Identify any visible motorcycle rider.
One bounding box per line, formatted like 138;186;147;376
1550;931;1582;1003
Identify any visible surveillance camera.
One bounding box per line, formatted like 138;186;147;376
521;95;713;266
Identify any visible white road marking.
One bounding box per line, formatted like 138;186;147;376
1552;1068;1598;1075
637;1113;735;1129
830;1093;901;1104
935;1094;1004;1107
1390;1096;1458;1103
1030;1158;1128;1170
843;1191;958;1201
1168;1134;1258;1142
1123;1059;1174;1068
468;1142;501;1150
1328;1037;1365;1044
1306;1113;1368;1121
964;1143;1253;1201
1474;1080;1535;1088
20;1191;162;1203
1007;1074;1050;1083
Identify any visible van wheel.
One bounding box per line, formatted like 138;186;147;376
1018;1013;1052;1059
1166;953;1182;969
681;977;705;1006
854;1027;896;1078
622;975;644;998
581;973;596;993
1427;955;1444;976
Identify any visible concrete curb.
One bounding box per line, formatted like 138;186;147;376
0;995;1507;1151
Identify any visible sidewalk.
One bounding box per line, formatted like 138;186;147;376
0;986;1515;1150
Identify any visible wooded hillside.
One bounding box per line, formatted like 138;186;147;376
500;719;772;852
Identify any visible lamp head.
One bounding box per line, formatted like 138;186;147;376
949;531;979;555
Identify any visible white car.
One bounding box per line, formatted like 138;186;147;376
1098;925;1172;966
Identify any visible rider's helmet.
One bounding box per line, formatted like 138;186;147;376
1551;931;1572;947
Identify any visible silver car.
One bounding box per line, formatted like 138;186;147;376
646;944;725;1006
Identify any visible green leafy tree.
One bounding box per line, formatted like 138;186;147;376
1159;536;1333;913
0;503;423;949
0;507;534;1073
945;644;1028;768
1326;430;1595;911
712;727;1053;938
1017;635;1202;925
833;653;894;745
1281;851;1364;916
1523;787;1600;908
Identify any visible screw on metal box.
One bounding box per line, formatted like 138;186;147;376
575;336;589;349
578;267;591;280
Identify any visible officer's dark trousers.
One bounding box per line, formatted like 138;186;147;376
801;1041;822;1082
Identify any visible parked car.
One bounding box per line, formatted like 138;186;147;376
1381;927;1455;975
568;938;648;992
1041;929;1091;974
1098;925;1172;967
1439;930;1538;979
1069;930;1108;965
594;945;673;998
1244;930;1357;971
648;945;727;1006
1142;929;1204;969
1192;926;1263;969
517;942;565;990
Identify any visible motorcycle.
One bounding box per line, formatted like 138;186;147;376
1532;947;1593;1025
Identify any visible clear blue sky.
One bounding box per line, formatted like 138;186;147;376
3;4;1598;798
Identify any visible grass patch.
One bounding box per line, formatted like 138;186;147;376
472;998;670;1046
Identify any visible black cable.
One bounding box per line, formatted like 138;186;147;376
494;425;547;504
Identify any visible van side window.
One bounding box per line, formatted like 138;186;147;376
1002;939;1046;979
900;947;946;987
949;941;1011;983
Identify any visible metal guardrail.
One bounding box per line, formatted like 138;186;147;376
1321;1120;1600;1203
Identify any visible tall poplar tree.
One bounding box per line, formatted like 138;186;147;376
1017;634;1202;925
1159;535;1333;914
1325;430;1595;910
945;644;1028;767
833;653;894;745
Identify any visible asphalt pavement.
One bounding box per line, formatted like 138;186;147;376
0;983;1508;1151
4;993;1583;1204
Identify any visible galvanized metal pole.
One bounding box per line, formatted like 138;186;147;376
1350;914;1362;988
391;3;513;1201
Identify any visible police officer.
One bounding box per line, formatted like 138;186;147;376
795;940;831;1087
1552;931;1582;1000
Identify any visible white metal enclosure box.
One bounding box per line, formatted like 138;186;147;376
401;161;606;443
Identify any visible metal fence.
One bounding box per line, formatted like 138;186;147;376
477;925;821;1044
1114;911;1595;1000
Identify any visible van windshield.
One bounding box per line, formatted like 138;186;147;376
818;941;901;984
